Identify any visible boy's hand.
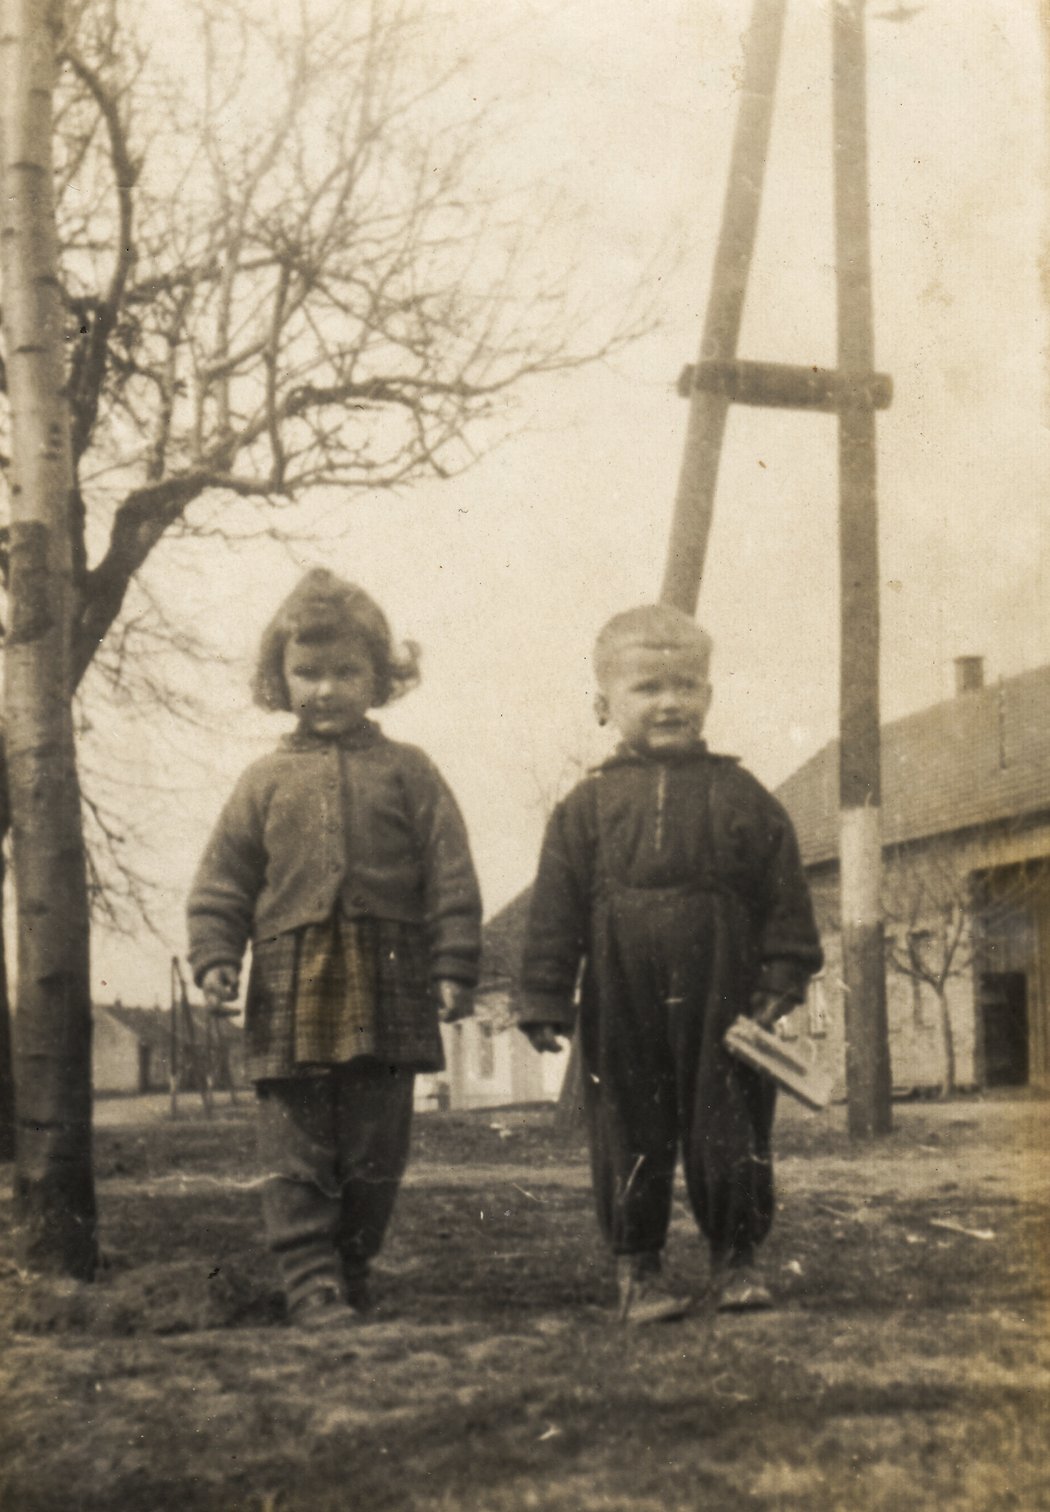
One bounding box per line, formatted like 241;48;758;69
435;980;474;1024
202;964;239;1010
749;991;796;1030
523;1023;565;1054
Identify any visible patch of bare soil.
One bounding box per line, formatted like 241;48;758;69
1;1098;1048;1511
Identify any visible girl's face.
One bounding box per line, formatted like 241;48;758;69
283;633;377;738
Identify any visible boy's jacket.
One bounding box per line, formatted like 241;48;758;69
187;723;481;986
519;741;823;1028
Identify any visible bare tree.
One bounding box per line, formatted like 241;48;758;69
40;0;644;688
0;0;648;1259
882;846;969;1096
882;841;1045;1097
0;0;96;1274
0;738;12;1163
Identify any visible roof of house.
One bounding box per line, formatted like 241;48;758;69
97;1002;242;1047
474;890;534;1025
479;889;532;996
777;664;1050;866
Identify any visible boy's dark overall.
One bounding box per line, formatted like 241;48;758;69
519;744;822;1304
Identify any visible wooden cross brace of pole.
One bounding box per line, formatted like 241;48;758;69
677;359;893;415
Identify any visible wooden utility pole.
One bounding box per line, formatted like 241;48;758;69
660;0;892;1136
832;0;891;1135
0;0;98;1274
661;0;788;613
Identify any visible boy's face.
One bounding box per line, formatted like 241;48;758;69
596;644;712;754
283;633;376;738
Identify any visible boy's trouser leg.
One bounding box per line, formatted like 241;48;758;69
256;1077;344;1313
669;898;778;1265
333;1062;415;1296
679;1049;776;1266
583;1057;677;1255
581;900;678;1256
584;888;779;1268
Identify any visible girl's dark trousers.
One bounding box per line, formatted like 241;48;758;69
578;884;776;1268
256;1061;415;1313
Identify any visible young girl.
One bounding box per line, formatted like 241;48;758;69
187;569;481;1329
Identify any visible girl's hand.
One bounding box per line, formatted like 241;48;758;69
202;963;240;1010
523;1024;565;1054
435;980;474;1023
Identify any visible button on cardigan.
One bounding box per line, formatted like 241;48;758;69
187;723;482;987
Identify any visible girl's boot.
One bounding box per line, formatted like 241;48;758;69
261;1175;351;1327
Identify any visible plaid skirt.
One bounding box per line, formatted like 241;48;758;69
244;915;444;1082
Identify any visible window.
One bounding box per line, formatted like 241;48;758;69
806;973;829;1038
476;1021;495;1080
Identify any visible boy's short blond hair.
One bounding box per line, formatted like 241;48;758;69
593;605;713;688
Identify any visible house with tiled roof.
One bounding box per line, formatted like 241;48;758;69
777;658;1050;1094
94;1001;245;1095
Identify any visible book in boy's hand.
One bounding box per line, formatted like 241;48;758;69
723;1017;834;1111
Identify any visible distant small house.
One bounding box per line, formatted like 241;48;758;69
93;1002;245;1096
94;1004;157;1095
776;659;1050;1094
415;891;565;1111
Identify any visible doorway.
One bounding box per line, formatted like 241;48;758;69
978;972;1029;1087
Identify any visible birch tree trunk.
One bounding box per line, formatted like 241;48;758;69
934;987;957;1100
0;731;14;1162
0;0;97;1277
0;845;15;1163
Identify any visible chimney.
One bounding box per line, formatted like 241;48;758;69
954;655;984;695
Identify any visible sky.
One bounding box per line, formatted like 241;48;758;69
88;0;1050;1007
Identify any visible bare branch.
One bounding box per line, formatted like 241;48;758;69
60;44;140;465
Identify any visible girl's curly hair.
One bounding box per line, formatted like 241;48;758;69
251;568;421;712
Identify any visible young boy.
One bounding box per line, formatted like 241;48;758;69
519;605;822;1323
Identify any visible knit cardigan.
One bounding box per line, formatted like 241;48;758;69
187;723;482;986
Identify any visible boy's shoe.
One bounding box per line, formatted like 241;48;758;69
716;1265;773;1312
342;1269;374;1316
616;1254;691;1326
288;1284;360;1331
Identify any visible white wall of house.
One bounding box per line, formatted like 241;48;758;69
888;967;976;1090
415;1002;564;1111
794;829;1050;1094
785;937;978;1098
93;1009;142;1094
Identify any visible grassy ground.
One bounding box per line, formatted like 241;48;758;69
1;1096;1048;1511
